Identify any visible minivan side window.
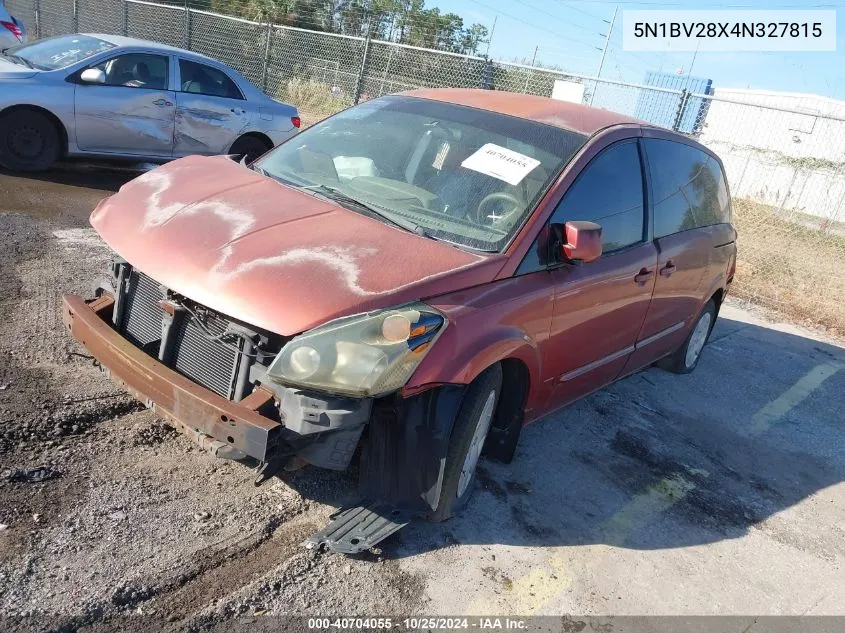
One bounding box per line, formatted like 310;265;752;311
644;138;731;238
517;140;646;275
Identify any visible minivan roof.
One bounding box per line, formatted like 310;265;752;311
404;88;651;136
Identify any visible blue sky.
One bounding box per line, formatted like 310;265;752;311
435;0;845;98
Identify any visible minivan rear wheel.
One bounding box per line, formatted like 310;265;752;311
427;363;502;523
658;299;716;374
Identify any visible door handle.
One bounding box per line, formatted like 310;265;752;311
634;268;654;286
153;98;173;107
659;262;677;277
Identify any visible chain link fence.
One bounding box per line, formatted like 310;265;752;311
6;0;845;335
693;95;845;334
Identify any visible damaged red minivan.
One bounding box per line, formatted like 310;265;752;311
63;88;736;552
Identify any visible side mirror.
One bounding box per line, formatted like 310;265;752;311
80;68;106;84
561;220;602;264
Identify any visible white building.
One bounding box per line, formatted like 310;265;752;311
698;88;845;219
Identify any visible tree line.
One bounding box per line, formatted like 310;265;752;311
182;0;490;55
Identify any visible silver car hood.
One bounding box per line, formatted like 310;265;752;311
0;58;39;79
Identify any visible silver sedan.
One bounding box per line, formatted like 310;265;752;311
0;33;300;171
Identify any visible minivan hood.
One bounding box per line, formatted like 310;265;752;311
91;155;505;336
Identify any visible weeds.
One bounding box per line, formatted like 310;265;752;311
732;198;845;336
277;77;352;126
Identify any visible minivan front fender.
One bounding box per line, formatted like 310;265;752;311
406;273;556;415
403;322;544;412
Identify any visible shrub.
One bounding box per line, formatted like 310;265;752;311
278;77;352;120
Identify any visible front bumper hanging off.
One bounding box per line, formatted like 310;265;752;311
62;293;282;461
64;292;470;554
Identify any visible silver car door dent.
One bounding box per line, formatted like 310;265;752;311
74;86;176;154
174;93;250;155
73;51;175;155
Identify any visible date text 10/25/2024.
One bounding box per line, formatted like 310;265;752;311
307;618;528;630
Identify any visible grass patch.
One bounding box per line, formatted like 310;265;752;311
278;77;352;126
732;198;845;336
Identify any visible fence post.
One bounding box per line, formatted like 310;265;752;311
122;0;128;36
479;59;494;90
353;35;371;105
261;21;273;93
777;168;800;214
378;43;395;97
673;88;690;132
72;0;78;32
34;0;40;38
183;1;191;49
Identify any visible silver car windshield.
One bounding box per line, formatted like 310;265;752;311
6;34;116;70
254;96;586;252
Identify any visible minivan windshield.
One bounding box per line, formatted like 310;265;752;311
255;96;586;252
4;34;116;70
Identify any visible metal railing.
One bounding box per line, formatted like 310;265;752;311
7;0;845;334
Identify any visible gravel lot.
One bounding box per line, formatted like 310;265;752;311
1;163;844;631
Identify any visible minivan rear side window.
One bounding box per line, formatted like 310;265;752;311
644;138;731;238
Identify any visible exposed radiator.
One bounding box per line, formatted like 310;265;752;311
121;270;165;351
171;310;240;400
117;269;243;399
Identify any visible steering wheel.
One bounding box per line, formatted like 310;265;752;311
474;192;523;226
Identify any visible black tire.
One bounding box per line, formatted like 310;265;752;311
229;135;271;164
427;363;503;523
657;299;717;374
0;109;61;172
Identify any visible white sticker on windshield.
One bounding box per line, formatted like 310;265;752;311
461;143;541;186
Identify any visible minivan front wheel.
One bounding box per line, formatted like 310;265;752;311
658;299;716;374
427;363;502;522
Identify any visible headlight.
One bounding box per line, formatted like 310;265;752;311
266;303;446;398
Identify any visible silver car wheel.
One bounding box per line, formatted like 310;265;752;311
685;311;712;369
10;127;44;160
457;389;497;498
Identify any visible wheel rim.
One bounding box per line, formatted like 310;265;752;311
457;389;497;498
9;126;45;160
685;311;712;368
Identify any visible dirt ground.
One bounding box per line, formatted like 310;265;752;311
1;162;844;632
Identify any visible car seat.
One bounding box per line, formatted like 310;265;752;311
132;62;150;84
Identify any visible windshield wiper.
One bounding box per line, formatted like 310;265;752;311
2;53;33;68
299;184;429;237
250;163;303;188
251;166;432;239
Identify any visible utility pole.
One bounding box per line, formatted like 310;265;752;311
685;38;702;87
523;45;539;93
591;4;618;105
485;15;497;57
